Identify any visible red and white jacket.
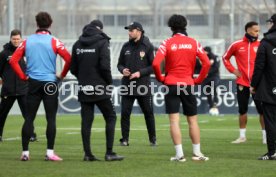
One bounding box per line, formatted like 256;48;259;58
10;30;71;81
223;36;260;87
152;33;210;85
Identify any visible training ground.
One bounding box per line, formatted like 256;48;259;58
0;114;274;177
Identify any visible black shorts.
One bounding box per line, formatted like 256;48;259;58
236;84;263;115
165;85;197;116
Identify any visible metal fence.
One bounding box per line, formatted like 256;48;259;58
0;36;229;78
61;38;227;78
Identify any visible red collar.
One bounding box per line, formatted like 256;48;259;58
36;31;50;35
36;28;51;35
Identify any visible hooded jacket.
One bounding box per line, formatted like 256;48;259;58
0;42;27;96
117;35;154;96
251;26;276;105
203;51;220;84
70;23;112;102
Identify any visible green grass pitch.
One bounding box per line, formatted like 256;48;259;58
0;114;275;177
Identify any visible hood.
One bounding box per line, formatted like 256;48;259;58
79;23;111;46
142;35;154;49
3;42;17;52
142;35;151;45
207;52;216;61
264;26;276;47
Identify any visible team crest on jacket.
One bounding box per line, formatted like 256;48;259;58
253;47;258;53
272;87;276;95
140;51;145;60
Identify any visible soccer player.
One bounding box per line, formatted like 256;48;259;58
251;14;276;160
223;21;266;144
70;20;124;161
9;12;71;161
153;14;210;162
0;29;37;142
117;22;156;146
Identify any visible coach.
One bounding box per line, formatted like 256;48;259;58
117;22;156;146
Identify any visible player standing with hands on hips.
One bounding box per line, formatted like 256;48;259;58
153;14;210;162
10;12;71;161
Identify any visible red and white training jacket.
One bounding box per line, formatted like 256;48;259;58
10;30;71;81
152;33;210;85
223;36;260;87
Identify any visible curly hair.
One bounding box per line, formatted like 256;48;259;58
35;12;52;29
168;14;187;32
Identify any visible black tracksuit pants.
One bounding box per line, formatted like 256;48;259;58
80;98;117;156
22;79;58;151
202;78;219;109
262;102;276;155
120;95;156;143
0;95;32;137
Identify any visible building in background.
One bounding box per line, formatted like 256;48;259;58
0;0;273;115
0;0;275;40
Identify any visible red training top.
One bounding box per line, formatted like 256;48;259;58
153;33;210;85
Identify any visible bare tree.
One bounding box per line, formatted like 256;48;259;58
196;0;208;15
147;0;180;37
195;0;225;38
263;0;276;15
213;0;225;38
147;0;162;38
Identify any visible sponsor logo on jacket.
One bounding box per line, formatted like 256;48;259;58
76;48;96;55
272;48;276;55
253;46;258;53
125;50;131;55
171;43;192;51
7;55;12;61
239;47;246;52
272;87;276;95
81;85;94;91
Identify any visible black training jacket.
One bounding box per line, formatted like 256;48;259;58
117;35;154;96
203;52;220;84
251;26;276;105
0;42;27;97
70;24;112;102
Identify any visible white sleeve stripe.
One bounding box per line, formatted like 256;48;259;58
223;40;243;60
159;39;168;55
53;37;65;50
196;41;204;54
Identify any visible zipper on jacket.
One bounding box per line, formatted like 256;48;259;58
248;42;251;83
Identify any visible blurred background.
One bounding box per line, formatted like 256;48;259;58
1;0;273;114
0;0;275;39
0;0;275;77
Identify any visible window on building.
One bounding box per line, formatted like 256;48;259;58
130;15;153;26
187;15;208;26
118;15;127;26
103;15;115;26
